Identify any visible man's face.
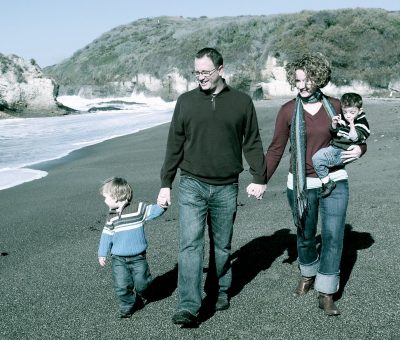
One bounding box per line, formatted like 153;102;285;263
194;56;222;91
342;107;360;122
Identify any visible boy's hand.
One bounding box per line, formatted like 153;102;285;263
331;115;341;128
157;187;171;207
98;257;106;267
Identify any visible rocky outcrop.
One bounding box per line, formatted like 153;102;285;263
0;54;73;117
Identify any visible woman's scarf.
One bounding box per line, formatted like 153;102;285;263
290;89;337;233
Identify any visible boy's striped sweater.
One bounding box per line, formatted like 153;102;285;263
98;202;165;257
330;112;370;149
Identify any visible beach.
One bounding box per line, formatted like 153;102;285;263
0;98;399;339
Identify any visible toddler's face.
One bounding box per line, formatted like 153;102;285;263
342;107;360;122
103;193;120;209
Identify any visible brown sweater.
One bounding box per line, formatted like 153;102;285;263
265;96;365;182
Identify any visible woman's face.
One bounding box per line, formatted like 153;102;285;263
295;69;316;97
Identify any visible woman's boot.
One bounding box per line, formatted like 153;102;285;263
318;293;340;316
293;276;315;297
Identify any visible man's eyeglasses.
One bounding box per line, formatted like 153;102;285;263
192;68;218;78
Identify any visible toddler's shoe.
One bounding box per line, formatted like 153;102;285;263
320;180;336;198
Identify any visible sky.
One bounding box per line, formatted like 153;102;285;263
2;0;399;68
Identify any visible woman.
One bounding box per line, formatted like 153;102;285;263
264;53;366;316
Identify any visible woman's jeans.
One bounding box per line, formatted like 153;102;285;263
177;176;238;315
312;145;344;179
287;180;349;294
111;253;152;315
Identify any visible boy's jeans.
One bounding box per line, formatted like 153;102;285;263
312;145;344;179
111;253;152;315
287;180;349;294
177;176;238;316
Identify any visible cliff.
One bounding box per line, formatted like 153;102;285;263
0;54;73;118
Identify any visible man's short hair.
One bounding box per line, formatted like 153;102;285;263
196;47;223;67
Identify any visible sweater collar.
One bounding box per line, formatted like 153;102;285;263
197;79;230;97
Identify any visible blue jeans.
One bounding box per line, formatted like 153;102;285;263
177;176;238;315
111;253;152;315
287;180;349;294
312;145;344;179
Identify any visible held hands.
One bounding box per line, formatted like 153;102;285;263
157;187;171;208
246;183;267;200
98;257;106;267
341;145;362;164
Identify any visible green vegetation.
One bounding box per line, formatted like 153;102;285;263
44;9;400;96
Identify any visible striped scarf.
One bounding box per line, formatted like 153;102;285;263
290;89;337;232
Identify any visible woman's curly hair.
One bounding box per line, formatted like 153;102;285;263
285;53;331;89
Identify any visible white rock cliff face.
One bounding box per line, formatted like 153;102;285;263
0;54;60;114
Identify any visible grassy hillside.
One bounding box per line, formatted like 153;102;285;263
44;8;400;94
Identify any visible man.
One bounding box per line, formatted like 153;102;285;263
157;47;266;327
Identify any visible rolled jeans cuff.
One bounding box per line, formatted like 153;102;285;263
298;257;319;277
314;273;340;294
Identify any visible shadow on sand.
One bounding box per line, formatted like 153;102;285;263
149;224;374;321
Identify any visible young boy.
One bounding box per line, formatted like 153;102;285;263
312;92;370;197
98;177;166;318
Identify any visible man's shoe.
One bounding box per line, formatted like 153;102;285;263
320;180;336;198
119;312;132;319
172;310;199;327
215;295;230;311
293;276;315;297
318;293;341;316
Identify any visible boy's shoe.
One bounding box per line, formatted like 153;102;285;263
119;312;132;319
172;310;199;328
320;180;336;198
215;294;230;311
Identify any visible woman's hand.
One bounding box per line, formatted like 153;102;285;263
341;145;362;164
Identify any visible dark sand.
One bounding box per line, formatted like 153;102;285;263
0;98;399;339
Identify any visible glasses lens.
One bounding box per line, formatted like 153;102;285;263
192;68;217;78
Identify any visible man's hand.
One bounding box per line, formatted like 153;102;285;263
157;187;171;207
341;145;362;164
98;257;106;267
246;183;267;200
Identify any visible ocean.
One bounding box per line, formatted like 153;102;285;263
0;93;175;190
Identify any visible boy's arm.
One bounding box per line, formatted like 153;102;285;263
348;121;359;142
145;204;166;221
98;225;113;259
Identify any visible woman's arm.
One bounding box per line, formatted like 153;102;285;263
265;104;291;182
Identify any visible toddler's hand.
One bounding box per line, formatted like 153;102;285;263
331;115;341;128
98;257;106;267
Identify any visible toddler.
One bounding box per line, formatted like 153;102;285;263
98;177;166;318
312;92;370;197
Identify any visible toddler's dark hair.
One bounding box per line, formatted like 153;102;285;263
340;92;363;108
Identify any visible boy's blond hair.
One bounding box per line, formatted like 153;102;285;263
100;177;132;202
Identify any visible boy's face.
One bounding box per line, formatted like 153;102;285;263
103;193;120;210
342;106;361;122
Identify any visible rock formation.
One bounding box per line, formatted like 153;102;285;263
0;54;73;118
